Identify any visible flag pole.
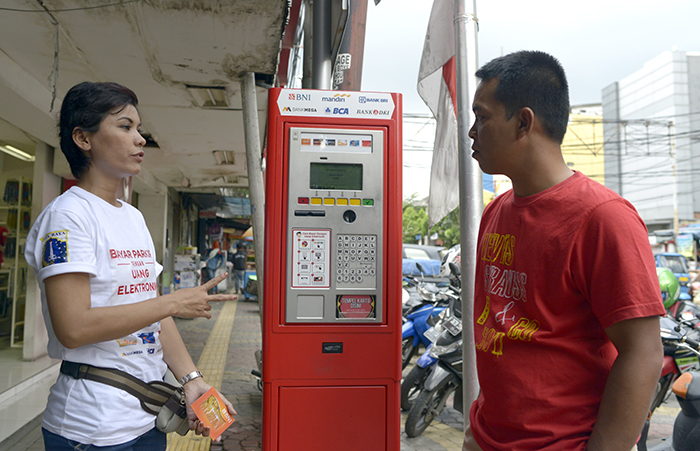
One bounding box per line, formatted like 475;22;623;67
453;0;481;414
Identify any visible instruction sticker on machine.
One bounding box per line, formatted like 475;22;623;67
292;229;331;288
336;295;376;319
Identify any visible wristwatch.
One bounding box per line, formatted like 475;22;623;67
178;370;203;386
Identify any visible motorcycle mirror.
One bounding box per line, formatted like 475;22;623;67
449;262;461;276
415;262;424;274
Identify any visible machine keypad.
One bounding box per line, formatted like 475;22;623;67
335;234;377;287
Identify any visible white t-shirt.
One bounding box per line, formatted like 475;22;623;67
25;186;166;446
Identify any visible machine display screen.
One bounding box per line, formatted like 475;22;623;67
309;162;363;191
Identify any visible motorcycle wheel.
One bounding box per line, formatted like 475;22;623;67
402;336;416;369
405;381;456;437
401;365;430;411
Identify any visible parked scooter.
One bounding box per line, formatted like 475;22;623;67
646;370;700;451
659;267;700;329
251;349;262;392
401;263;456;369
404;288;463;437
402;262;447;316
401;263;462;410
401;294;449;369
638;315;700;450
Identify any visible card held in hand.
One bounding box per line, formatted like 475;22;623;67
191;387;235;440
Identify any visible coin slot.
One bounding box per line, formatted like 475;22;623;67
343;209;357;223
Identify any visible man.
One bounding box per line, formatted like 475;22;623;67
232;243;247;294
464;51;665;451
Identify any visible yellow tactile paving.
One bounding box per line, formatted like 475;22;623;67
167;299;239;451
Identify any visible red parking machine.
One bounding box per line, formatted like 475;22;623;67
263;88;403;450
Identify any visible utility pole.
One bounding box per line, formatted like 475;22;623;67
454;0;481;412
670;121;679;234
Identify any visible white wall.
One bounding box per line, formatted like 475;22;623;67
24;142;60;360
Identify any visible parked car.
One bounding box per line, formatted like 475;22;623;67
402;244;445;261
402;244;446;281
655;253;691;295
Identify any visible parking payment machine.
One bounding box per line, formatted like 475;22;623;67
263;88;402;451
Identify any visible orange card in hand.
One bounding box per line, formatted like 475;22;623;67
191;387;235;440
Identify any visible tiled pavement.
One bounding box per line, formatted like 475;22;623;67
190;298;467;451
2;296;680;451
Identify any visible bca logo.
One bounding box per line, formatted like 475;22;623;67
333;108;349;115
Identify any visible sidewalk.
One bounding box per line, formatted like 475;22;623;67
1;297;679;451
185;298;466;451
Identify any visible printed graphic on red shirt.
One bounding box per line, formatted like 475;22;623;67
475;232;539;358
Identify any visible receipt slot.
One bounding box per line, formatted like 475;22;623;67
263;88;402;451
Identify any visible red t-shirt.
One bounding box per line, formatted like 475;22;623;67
469;172;665;451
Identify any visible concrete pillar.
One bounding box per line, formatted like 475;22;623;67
138;192;170;290
24;142;60;361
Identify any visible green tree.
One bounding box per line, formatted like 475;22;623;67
432;207;460;248
402;201;429;243
402;195;462;247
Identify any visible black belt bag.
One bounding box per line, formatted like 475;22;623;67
60;361;190;436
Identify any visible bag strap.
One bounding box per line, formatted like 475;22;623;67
60;361;180;415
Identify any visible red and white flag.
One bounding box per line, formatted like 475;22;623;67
418;0;459;228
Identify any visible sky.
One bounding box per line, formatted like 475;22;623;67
362;0;700;113
360;0;700;198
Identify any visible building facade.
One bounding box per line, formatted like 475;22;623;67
603;50;700;232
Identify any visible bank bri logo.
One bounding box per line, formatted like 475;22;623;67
359;95;389;104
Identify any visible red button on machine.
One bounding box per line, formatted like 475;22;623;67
298;197;310;204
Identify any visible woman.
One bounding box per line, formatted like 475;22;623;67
24;81;236;450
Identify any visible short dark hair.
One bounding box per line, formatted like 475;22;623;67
58;82;139;179
475;51;569;143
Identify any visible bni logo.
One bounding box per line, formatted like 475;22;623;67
289;93;311;101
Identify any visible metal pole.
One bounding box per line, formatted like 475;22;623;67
670;121;678;234
454;0;481;414
312;0;332;89
302;0;313;89
241;72;265;323
335;0;368;91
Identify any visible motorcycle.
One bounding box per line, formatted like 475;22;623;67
659;267;700;329
402;262;447;316
401;263;456;369
401;263;461;410
404;288;463;437
646;370;700;450
638;316;700;450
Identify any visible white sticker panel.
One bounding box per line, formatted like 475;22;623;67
292;229;331;289
299;132;373;154
277;89;395;119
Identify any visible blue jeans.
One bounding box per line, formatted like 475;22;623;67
233;269;246;293
42;427;166;451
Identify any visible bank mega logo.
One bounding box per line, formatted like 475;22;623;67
358;95;389;104
321;93;351;102
288;92;312;101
